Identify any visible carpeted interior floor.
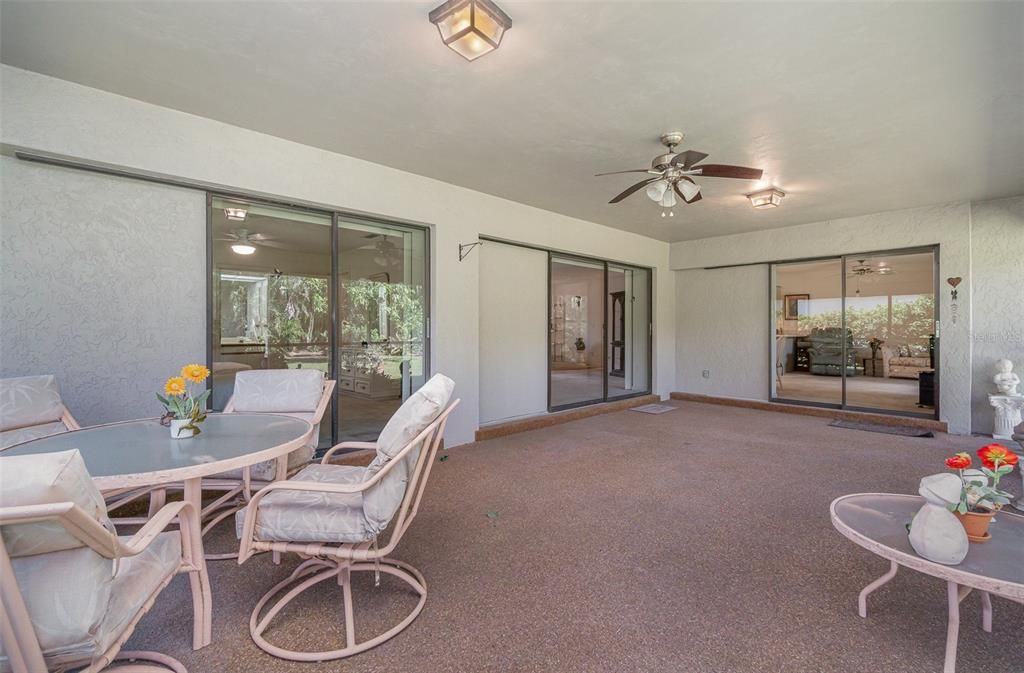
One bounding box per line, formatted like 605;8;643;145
127;401;1023;673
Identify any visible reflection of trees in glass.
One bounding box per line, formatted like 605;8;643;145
269;276;329;350
340;279;424;378
798;295;934;348
221;282;250;337
340;279;423;345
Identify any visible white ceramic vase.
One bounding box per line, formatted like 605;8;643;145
908;473;968;565
169;419;195;439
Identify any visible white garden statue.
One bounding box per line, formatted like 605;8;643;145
993;358;1021;396
908;473;968;565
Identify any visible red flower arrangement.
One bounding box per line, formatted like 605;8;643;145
942;443;1019;514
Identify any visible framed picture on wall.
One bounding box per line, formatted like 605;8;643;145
784;294;809;320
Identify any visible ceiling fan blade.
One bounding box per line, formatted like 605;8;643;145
609;177;660;204
670;150;709;170
595;169;656;177
696;164;763;180
673;182;702;204
256;240;292;250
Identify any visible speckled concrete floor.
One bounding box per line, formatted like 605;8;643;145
128;401;1023;673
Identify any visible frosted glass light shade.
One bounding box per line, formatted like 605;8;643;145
659;189;677;208
678;180;701;201
429;0;512;61
746;187;785;209
646;180;668;202
231;244;256;255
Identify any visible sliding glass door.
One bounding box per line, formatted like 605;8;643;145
770;246;937;418
549;254;651;411
209;195;429;447
337;220;427;441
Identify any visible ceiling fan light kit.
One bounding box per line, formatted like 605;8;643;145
597;132;763;211
231;243;256;255
746;188;785;209
429;0;511;61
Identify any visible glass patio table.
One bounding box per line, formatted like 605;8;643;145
830;493;1024;673
3;413;312;649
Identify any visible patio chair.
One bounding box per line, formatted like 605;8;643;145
236;373;457;661
0;449;209;672
198;369;335;559
0;375;80;449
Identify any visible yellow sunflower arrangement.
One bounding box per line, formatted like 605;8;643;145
157;363;211;437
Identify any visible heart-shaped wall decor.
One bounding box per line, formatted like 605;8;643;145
947;277;962;288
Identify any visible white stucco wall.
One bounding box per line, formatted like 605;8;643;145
969;196;1024;434
672;197;1024;435
675;265;769;400
0;66;674;446
0;158;207;425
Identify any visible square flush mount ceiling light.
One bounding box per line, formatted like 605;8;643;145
429;0;512;61
746;188;785;209
224;207;248;221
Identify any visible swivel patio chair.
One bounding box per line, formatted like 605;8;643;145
0;375;80;449
0;449;209;672
236;373;457;661
198;369;335;559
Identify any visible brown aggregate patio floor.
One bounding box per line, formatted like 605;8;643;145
128;400;1023;672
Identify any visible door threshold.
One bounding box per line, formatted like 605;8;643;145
669;392;948;432
476;394;660;442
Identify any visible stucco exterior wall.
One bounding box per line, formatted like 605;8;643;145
0;157;207;425
969;196;1024;433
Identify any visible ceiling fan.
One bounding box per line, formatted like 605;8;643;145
355;234;402;267
848;259;894;277
216;228;287;255
596;132;764;211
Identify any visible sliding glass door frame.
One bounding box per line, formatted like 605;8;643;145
547;251;653;413
768;244;940;420
205;191;430;447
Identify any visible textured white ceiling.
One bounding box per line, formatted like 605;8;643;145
2;1;1022;242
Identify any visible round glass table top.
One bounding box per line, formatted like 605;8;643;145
832;493;1024;590
2;414;311;488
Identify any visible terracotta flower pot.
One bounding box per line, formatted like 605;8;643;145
953;508;995;543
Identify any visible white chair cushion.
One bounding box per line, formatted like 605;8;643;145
362;373;454;533
230;369;324;413
0;449;113;558
236;464;372;544
0;375;64;432
0;421;69;449
0;532;180;671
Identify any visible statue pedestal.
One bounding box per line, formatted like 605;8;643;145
988;394;1024;440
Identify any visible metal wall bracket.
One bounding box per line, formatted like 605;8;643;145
459;241;482;261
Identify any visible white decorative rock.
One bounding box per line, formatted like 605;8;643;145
908;473;968;565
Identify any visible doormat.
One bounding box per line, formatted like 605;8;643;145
630;404;677;415
829;419;934;437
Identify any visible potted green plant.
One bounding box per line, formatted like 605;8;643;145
943;444;1019;542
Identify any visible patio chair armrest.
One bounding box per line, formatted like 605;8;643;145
119;500;198;557
321;441;377;464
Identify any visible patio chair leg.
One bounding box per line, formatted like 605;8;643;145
980;590;992;633
147;489;167;519
249;557;427;662
102;650;188;672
